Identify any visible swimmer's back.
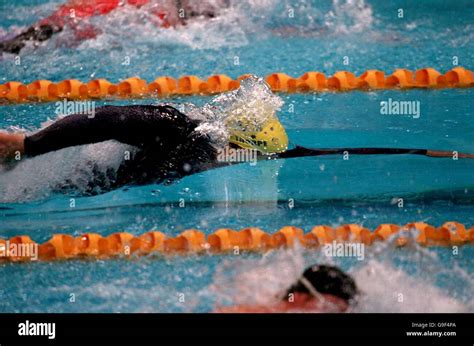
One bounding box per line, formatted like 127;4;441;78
24;104;200;157
23;104;217;192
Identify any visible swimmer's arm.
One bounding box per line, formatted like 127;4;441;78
0;132;25;162
23;105;198;158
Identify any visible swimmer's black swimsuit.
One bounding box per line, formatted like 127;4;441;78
24;105;218;194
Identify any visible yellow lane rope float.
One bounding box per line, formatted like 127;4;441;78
0;222;472;262
0;67;473;104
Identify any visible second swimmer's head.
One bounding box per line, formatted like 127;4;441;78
285;265;359;303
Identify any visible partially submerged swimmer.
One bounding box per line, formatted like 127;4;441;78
1;76;472;196
215;265;358;313
0;103;289;194
0;0;228;54
1;100;473;195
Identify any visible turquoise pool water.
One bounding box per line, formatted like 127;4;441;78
0;0;473;312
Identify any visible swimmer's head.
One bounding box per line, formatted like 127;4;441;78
285;265;358;303
197;74;286;153
228;116;288;154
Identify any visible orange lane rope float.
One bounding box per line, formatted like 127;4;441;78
0;67;473;104
0;222;472;263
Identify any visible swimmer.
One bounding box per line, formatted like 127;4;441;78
215;265;358;313
0;0;229;54
0;103;289;194
1;101;473;195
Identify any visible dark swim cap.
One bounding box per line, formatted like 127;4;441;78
285;265;358;302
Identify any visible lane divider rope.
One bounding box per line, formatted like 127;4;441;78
0;221;472;262
1;67;473;104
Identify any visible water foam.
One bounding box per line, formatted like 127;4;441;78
76;0;254;51
353;259;469;313
324;0;374;34
211;247;305;307
1;0;374;53
0;141;131;202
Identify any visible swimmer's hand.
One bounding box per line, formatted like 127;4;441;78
0;132;25;163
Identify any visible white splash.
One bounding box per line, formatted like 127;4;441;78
209;243;473;313
0;141;131;202
353;260;469;313
324;0;374;34
211;246;306;307
77;0;253;51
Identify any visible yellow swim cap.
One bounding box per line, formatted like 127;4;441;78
229;118;288;154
